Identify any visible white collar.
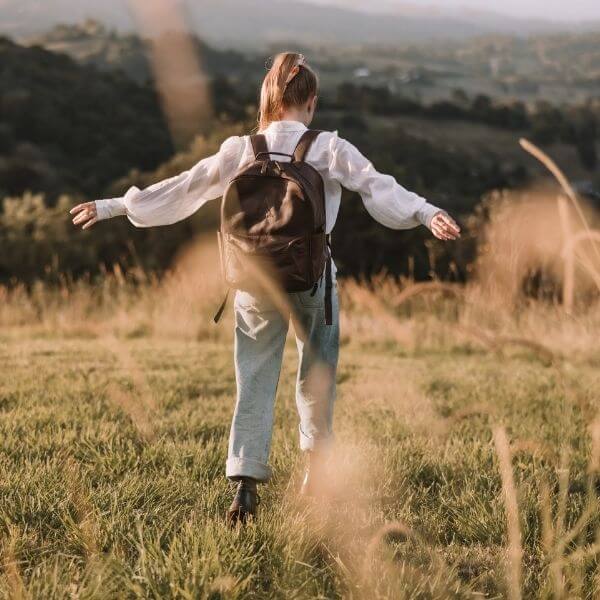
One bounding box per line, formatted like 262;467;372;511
264;120;308;132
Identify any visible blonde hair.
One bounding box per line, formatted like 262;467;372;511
258;52;319;132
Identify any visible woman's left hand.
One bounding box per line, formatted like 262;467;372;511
70;202;98;230
430;211;461;241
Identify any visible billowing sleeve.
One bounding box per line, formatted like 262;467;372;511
95;135;246;228
324;132;440;229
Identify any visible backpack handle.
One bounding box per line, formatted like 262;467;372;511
251;131;322;163
255;151;294;160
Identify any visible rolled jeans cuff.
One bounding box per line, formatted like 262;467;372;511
299;425;335;452
226;457;272;483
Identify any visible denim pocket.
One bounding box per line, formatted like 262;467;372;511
234;289;278;313
296;287;323;309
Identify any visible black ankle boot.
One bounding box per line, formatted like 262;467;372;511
227;477;259;525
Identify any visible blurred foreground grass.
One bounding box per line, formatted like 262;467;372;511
1;275;599;598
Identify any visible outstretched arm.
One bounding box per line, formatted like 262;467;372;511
71;135;245;229
325;134;460;240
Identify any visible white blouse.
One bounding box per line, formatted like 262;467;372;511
95;120;440;232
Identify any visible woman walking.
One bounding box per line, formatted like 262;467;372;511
71;52;460;525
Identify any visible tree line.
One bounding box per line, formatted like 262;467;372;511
0;36;597;285
329;83;599;170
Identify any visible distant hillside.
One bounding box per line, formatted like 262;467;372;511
0;37;173;201
2;0;593;50
310;0;600;34
26;21;264;85
26;22;600;108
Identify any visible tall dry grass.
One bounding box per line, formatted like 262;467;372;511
1;142;599;597
127;0;212;146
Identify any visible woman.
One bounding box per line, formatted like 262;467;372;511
71;52;460;525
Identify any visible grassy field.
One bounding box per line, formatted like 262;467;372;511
1;259;600;599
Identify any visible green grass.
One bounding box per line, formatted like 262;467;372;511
0;331;599;598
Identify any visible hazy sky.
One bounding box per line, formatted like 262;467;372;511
307;0;600;22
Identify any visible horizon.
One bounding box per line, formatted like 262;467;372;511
305;0;600;23
4;0;600;27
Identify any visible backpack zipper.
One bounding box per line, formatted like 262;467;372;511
286;162;315;195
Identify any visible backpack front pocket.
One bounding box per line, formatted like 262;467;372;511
223;233;315;293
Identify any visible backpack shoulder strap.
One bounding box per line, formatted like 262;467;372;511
250;134;269;159
293;130;322;162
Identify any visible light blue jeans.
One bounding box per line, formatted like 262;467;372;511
226;275;340;482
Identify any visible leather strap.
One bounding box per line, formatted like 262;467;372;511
293;130;322;162
324;235;333;326
250;134;269;159
213;289;230;324
324;257;332;326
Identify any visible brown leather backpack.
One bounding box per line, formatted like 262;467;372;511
214;129;333;325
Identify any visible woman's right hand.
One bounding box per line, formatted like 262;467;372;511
70;202;98;230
